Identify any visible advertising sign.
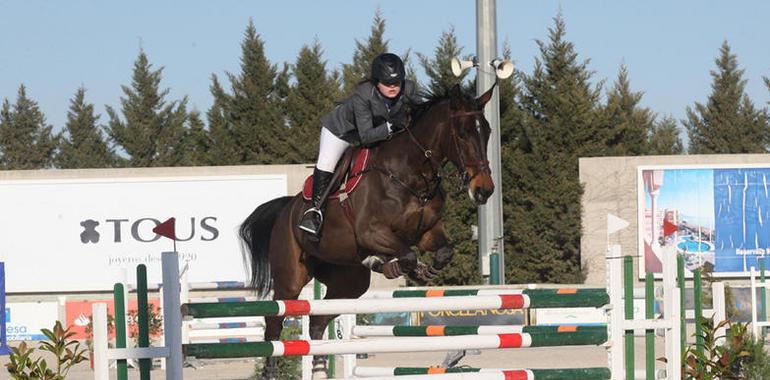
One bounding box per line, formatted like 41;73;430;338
5;302;59;341
0;175;287;292
65;299;162;340
640;165;770;277
416;308;525;326
1;262;7;354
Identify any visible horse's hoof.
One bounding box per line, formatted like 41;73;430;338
408;262;439;285
382;259;404;279
312;356;328;379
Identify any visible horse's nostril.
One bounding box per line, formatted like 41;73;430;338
477;187;492;198
474;187;493;203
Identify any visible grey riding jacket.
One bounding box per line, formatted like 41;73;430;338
321;80;418;146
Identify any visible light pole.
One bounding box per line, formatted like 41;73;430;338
452;0;509;284
476;0;505;285
465;1;504;286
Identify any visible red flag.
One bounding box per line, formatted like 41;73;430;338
663;219;678;237
153;217;177;240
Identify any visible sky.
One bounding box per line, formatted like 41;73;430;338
2;0;770;139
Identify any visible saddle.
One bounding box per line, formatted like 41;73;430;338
302;148;371;201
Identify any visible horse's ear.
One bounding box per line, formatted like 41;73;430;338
449;84;463;110
476;83;495;108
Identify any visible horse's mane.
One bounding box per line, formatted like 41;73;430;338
407;85;473;125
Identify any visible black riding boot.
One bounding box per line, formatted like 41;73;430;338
298;168;333;239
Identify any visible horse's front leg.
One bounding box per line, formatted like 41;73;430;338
358;227;420;279
411;220;453;284
357;224;449;283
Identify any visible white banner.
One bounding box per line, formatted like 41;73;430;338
6;302;59;341
0;174;287;292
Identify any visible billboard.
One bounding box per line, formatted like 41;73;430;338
5;302;59;341
639;165;770;277
0;174;287;292
1;263;6;354
65;299;162;340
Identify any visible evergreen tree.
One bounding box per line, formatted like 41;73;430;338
505;15;602;283
0;85;55;169
285;40;341;164
55;87;116;168
648;116;684;155
341;10;388;94
211;20;292;164
765;76;770;99
206;76;240;165
181;110;211;166
601;65;655;155
498;42;523;144
414;30;479;285
497;43;528;283
416;26;468;94
105;49;189;167
684;41;769;154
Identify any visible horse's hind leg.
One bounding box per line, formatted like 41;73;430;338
263;227;312;379
309;263;371;377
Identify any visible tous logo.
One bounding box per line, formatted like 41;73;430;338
79;217;219;244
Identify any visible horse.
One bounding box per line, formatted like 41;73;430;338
239;84;495;378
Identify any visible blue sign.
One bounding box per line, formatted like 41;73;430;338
1;262;8;355
714;169;770;272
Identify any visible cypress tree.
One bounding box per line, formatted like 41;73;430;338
498;42;523;144
206;76;240;165
181;110;211;166
506;15;601;283
414;28;480;285
0;85;55;169
55;87;116;168
213;20;291;164
341;10;388;94
497;43;528;284
416;26;468;94
765;76;770;98
285;40;341;164
601;65;655;156
105;49;189;167
649;116;684;155
684;41;768;154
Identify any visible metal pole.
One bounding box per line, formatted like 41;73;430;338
476;0;505;284
162;251;184;379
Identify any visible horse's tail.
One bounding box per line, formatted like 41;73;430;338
239;196;293;298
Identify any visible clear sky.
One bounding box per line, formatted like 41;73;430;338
2;0;770;138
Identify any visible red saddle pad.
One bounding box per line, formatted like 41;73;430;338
302;149;371;201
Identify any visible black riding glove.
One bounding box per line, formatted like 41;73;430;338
388;115;409;133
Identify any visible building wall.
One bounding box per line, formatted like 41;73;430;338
1;164;401;325
580;154;770;285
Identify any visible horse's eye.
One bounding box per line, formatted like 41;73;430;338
457;124;469;138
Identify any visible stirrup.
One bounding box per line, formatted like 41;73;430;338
298;208;323;234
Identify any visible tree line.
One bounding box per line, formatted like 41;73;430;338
2;13;770;284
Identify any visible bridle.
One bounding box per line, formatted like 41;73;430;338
448;109;490;186
352;105;491;236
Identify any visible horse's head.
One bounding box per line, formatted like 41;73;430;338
445;84;495;205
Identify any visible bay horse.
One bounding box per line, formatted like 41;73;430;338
239;84;495;378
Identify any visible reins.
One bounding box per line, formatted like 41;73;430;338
449;110;490;186
339;103;489;238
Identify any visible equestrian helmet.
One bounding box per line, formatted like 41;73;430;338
371;53;405;86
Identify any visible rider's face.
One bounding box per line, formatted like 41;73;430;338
377;82;401;99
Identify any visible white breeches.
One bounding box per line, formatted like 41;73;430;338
316;127;350;173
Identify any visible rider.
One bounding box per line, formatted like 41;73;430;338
298;53;418;239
